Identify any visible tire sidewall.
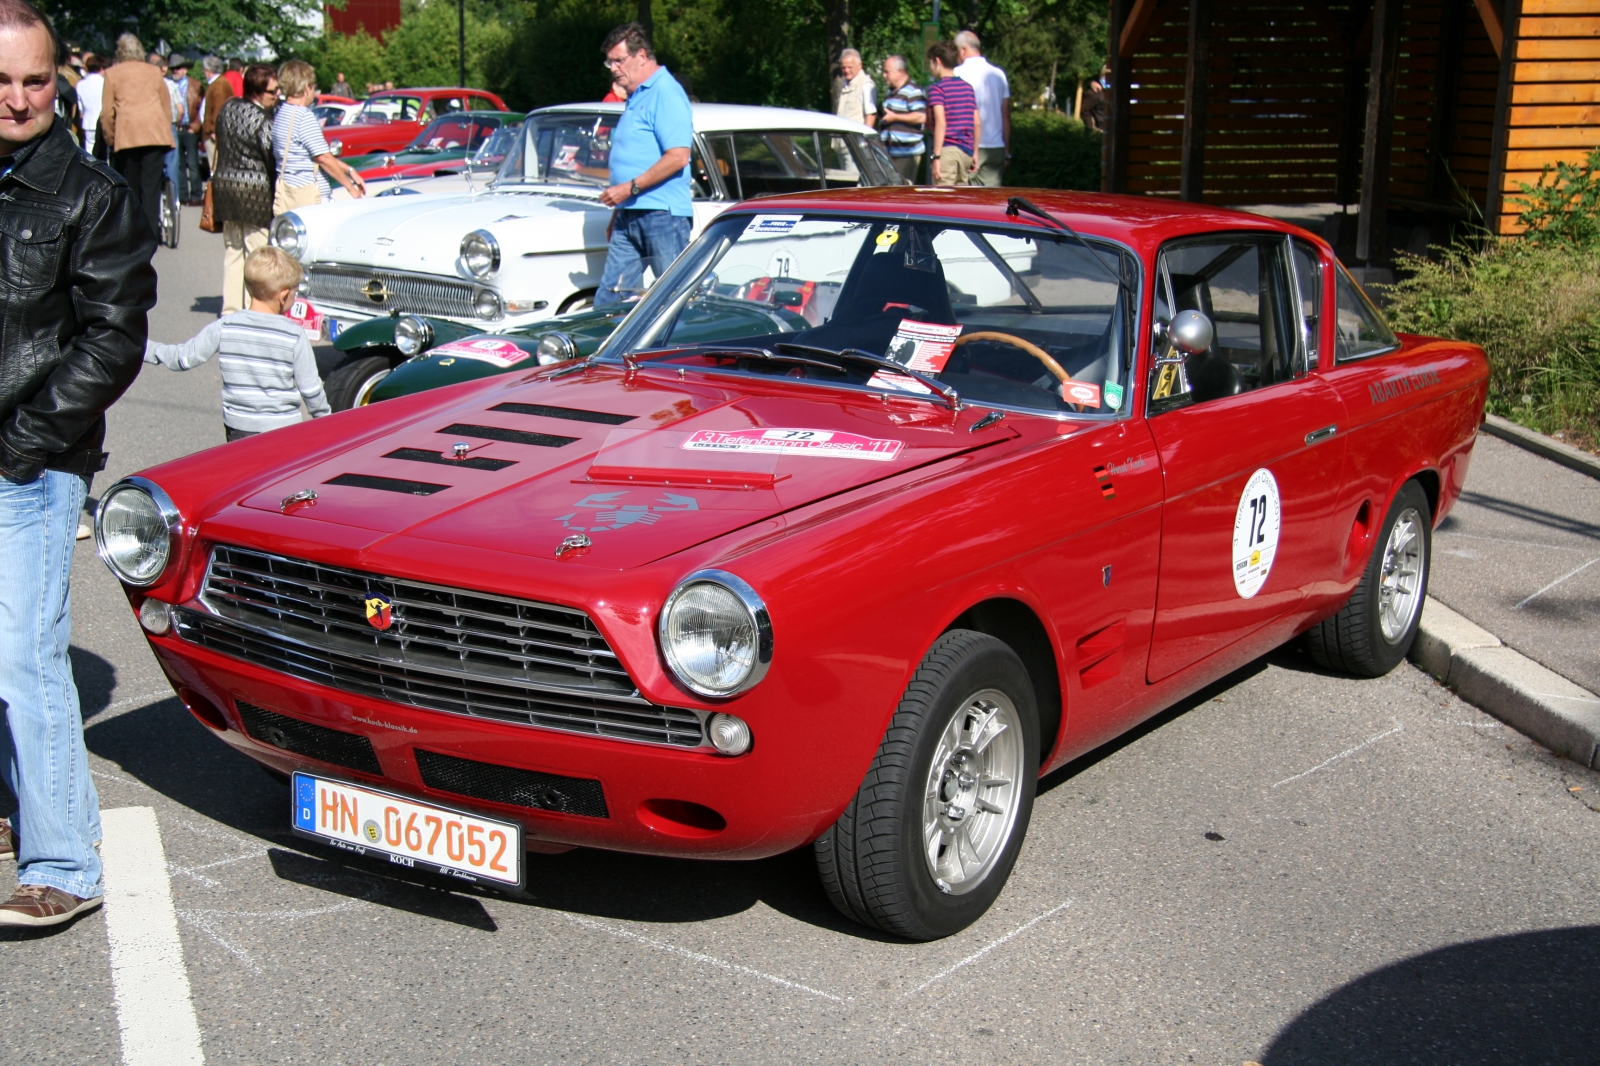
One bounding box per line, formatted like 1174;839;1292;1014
1362;481;1432;672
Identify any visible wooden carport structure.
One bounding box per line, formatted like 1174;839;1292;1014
1102;0;1600;259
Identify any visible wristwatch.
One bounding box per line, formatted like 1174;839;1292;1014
630;179;641;197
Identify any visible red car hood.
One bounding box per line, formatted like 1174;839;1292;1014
235;367;1011;570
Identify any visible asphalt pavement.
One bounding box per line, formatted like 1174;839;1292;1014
5;214;1600;1065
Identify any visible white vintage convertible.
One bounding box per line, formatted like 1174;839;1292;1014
270;102;904;336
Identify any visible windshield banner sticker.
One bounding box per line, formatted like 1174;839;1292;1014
683;428;903;462
1062;380;1103;407
429;339;532;368
1231;468;1281;599
557;491;699;533
887;320;962;373
745;214;803;236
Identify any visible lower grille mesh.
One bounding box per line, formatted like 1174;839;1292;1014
235;700;382;775
415;749;608;819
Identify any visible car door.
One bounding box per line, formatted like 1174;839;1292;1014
1144;233;1348;682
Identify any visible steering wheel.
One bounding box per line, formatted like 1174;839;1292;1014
951;330;1085;409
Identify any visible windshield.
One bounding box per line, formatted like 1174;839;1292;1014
473;122;522;167
496;111;617;188
601;213;1138;416
354;95;423;125
405;114;507;153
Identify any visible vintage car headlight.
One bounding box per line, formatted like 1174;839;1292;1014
394;315;433;356
473;289;503;320
271;213;306;257
535;332;577;365
328;139;343;156
659;570;772;698
95;478;180;587
460;230;500;277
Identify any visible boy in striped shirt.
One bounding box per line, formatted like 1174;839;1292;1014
145;247;331;440
925;40;981;186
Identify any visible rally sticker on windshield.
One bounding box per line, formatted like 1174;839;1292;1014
1232;468;1281;599
1061;380;1103;407
886;320;962;373
745;214;803;236
429;339;532;367
683;428;903;462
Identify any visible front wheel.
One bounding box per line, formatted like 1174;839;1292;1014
323;355;393;411
160;178;180;249
814;629;1038;941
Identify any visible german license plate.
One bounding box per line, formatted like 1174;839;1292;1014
291;772;523;888
327;318;344;340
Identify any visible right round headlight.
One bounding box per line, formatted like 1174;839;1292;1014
328;139;343;156
95;478;180;587
270;212;306;257
473;288;503;320
658;570;773;698
535;332;577;365
394;315;433;356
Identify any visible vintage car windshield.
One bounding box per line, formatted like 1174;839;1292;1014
496;111;615;188
353;95;423;125
598;213;1137;416
473;122;522;167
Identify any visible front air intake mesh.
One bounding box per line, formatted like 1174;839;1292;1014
235;700;382;775
415;749;608;818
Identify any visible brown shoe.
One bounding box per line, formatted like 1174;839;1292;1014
0;884;103;927
0;820;13;861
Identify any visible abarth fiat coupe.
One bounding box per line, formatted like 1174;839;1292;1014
98;189;1487;940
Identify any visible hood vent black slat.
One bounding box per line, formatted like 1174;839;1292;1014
325;473;450;496
440;423;579;448
384;447;516;472
489;402;635;425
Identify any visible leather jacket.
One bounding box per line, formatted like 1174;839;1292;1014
212;98;277;229
0;121;158;483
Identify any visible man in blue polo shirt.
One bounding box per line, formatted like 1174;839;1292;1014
595;23;694;307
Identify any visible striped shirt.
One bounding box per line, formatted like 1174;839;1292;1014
926;76;978;156
880;83;927;157
272;102;331;191
145;311;331;432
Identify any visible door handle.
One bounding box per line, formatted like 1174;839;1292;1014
1305;424;1338;445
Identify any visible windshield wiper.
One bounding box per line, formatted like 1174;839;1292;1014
1005;196;1130;296
774;342;962;411
624;343;846;376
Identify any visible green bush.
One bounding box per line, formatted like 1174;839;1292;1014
1004;110;1101;191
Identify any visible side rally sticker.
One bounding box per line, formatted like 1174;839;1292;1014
429;339;532;367
1232;468;1281;599
683;428;903;462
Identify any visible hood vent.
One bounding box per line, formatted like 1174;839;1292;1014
325;473;450;496
489;402;636;426
385;447;516;472
440;422;579;448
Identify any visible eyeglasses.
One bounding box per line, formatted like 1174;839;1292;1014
602;53;631;70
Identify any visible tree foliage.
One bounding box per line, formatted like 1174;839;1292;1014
42;0;322;58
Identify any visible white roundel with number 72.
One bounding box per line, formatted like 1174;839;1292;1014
1232;468;1282;599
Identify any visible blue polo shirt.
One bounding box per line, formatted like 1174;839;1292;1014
609;66;694;217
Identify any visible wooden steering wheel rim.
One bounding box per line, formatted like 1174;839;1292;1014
952;331;1074;384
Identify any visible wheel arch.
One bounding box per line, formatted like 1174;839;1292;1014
942;597;1063;770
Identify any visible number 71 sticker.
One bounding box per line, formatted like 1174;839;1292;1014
1232;468;1281;599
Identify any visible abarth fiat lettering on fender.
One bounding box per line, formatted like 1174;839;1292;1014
99;189;1487;940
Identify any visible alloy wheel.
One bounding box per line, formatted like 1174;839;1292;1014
922;689;1025;895
1378;506;1425;643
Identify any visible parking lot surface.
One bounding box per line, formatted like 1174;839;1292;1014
4;217;1598;1065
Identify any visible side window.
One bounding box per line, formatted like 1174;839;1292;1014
819;133;861;188
1149;236;1298;408
1334;264;1399;361
688;145;714;200
849;133;899;186
706;134;739;198
732;132;823;196
1291;238;1322;368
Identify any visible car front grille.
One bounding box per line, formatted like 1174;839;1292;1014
306;264;481;320
174;546;704;749
415;749;609;819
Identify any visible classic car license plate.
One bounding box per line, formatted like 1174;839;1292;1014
327;318;344;340
291;773;523;887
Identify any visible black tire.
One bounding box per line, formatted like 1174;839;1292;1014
161;179;180;249
324;355;394;411
814;629;1039;941
1306;480;1432;677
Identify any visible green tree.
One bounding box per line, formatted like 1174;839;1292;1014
302;28;391;93
43;0;323;58
384;0;515;89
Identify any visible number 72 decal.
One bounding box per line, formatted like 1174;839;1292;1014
1231;468;1281;599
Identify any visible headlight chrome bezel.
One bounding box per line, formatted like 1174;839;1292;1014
658;569;773;699
394;315;434;356
460;229;501;278
270;212;307;257
535;331;577;365
94;477;181;588
473;288;504;321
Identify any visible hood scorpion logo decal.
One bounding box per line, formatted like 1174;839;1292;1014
556;491;700;533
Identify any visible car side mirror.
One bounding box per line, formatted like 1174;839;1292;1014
1169;309;1213;356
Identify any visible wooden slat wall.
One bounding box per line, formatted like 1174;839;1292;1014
1498;0;1600;232
1452;5;1501;204
1391;1;1444;201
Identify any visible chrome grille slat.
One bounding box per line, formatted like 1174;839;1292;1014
182;546;704;749
306;264;478;319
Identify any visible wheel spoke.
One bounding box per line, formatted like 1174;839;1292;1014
971;717;1008;756
975;797;1004;816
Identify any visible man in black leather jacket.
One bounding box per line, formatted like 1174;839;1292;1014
0;0;157;928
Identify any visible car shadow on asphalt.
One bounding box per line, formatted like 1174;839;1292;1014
1261;925;1600;1066
1454;490;1600;542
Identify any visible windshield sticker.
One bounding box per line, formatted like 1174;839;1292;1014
429;339;532;368
556;491;700;533
745;214;803;236
886;320;962;373
683;428;902;462
874;225;900;253
1062;380;1103;408
1104;381;1125;410
552;144;579;171
1232;468;1281;599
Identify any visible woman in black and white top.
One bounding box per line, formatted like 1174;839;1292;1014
213;63;281;315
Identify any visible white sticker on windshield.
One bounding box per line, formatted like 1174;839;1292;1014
683;428;902;462
886;320;962;373
1232;468;1281;599
744;214;803;236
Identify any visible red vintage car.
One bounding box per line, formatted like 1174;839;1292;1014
324;87;509;158
97;189;1487;940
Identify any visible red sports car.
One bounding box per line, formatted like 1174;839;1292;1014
97;189;1487;940
324;87;509;158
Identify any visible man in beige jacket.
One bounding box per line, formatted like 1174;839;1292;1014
99;33;172;237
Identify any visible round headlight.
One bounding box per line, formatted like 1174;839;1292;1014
535;332;577;365
328;139;343;156
95;478;179;587
271;212;306;257
460;229;500;278
394;315;433;356
473;288;503;320
659;570;772;698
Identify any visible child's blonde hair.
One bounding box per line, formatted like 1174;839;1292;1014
244;247;303;302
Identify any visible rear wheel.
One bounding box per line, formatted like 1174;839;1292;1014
160;178;180;249
1306;480;1431;677
814;630;1038;941
324;355;393;411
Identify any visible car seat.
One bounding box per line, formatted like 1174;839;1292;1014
800;227;958;352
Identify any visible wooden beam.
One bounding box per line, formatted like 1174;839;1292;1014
1119;0;1162;56
1476;0;1505;56
1428;0;1465;199
1335;1;1374;206
1180;0;1213;202
1106;0;1134;193
1486;0;1526;229
1357;0;1403;262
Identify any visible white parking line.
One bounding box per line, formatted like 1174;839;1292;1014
1513;557;1599;610
903;900;1074;998
101;806;206;1066
562;913;848;1003
1272;720;1404;788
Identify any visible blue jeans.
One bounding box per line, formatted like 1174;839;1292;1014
0;470;102;899
595;209;692;307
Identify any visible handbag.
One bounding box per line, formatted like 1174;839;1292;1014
199;181;220;233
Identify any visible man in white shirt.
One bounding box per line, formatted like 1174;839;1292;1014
834;48;876;129
955;30;1010;186
76;54;104;155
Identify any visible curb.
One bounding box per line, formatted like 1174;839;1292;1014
1410;597;1600;769
1479;414;1600;482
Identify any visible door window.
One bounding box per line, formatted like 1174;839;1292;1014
1333;264;1399;361
1290;238;1322;367
729;132;824;196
